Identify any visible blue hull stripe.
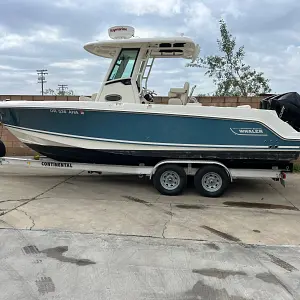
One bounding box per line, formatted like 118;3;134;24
1;107;300;149
5;124;273;149
5;124;300;151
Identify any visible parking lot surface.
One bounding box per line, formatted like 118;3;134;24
1;165;300;299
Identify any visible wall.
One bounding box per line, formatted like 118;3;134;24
0;95;80;102
157;96;262;108
1;94;264;157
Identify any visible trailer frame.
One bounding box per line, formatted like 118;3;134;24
0;156;289;197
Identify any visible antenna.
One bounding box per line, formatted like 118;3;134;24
37;69;48;95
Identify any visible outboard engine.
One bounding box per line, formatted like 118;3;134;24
0;140;6;157
260;92;300;132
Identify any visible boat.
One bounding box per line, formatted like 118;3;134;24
1;25;300;169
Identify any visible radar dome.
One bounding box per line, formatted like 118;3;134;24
108;26;135;39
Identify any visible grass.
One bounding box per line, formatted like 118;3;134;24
293;163;300;173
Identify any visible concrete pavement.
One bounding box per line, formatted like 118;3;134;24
1;229;300;300
1;165;300;299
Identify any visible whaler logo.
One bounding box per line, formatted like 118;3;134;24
230;128;267;136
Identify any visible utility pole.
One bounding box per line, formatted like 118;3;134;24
36;69;48;95
57;84;68;95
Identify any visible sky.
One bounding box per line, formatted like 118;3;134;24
0;0;300;96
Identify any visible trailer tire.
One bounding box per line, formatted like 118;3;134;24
0;140;6;157
194;165;230;197
153;164;187;196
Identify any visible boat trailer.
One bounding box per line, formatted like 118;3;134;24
0;156;289;198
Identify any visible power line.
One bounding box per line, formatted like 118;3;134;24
57;84;68;95
36;69;48;96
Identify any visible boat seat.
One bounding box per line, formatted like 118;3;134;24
79;93;98;101
169;82;190;94
168;98;183;105
168;82;190;105
79;96;92;101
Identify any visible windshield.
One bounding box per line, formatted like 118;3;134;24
108;48;139;81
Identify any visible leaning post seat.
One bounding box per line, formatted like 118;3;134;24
79;93;98;101
168;98;183;105
168;82;190;105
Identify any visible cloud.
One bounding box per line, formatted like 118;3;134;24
121;0;183;17
52;0;110;9
220;0;244;19
53;0;84;8
0;65;17;71
0;25;77;51
0;0;300;96
134;27;175;38
183;1;216;31
49;59;96;70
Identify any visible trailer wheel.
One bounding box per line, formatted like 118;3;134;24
194;165;230;197
153;164;187;196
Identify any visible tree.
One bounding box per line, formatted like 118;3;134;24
44;88;74;96
57;89;74;96
44;88;55;95
187;19;271;96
